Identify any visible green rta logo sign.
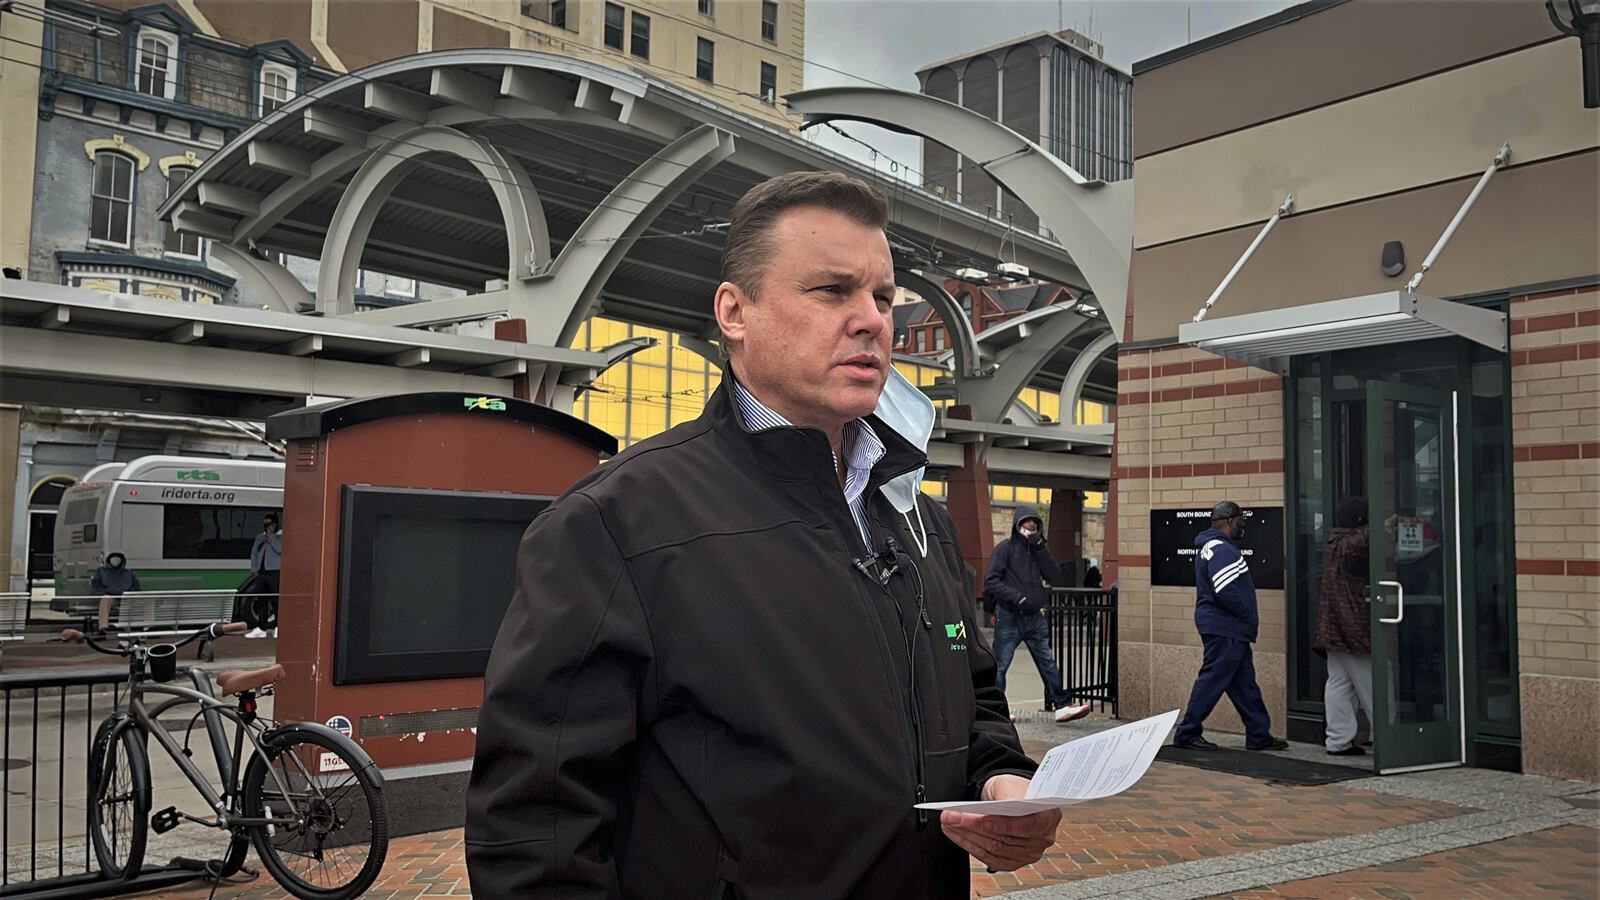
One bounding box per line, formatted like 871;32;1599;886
463;396;507;411
176;470;221;481
945;622;967;641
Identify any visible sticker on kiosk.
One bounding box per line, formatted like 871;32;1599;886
322;715;354;773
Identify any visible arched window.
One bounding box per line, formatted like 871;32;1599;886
137;30;178;100
259;62;296;116
29;477;74;509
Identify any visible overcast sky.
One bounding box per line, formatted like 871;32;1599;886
798;0;1298;175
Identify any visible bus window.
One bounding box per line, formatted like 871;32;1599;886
63;497;100;525
162;505;280;560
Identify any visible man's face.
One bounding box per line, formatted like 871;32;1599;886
716;206;895;432
263;519;275;533
1019;519;1041;539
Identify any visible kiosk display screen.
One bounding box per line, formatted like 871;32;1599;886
335;485;551;684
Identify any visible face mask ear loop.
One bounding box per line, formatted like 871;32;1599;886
903;501;930;559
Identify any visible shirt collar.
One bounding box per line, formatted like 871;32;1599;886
731;380;885;476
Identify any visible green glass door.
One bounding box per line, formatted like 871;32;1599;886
1366;382;1462;773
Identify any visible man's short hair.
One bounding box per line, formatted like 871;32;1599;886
720;171;890;297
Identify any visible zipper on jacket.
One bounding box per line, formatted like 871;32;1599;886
832;510;926;831
884;576;931;830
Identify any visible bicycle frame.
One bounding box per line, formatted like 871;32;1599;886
99;658;304;832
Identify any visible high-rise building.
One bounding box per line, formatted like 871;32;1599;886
915;29;1132;236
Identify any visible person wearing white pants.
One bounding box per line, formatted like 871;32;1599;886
1324;650;1373;753
1316;498;1375;756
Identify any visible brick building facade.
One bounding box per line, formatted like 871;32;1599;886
1115;1;1598;780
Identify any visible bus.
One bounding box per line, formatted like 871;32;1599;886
52;456;283;609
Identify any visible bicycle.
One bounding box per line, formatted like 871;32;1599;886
61;622;389;899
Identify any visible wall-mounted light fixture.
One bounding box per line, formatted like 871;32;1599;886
1548;0;1600;108
1381;241;1406;277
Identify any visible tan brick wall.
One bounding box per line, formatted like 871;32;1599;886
1510;284;1599;681
1113;345;1287;731
1510;283;1599;780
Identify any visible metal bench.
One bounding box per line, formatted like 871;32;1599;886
109;589;243;661
0;593;26;672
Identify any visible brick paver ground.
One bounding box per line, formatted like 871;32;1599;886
141;831;471;899
966;743;1465;897
1218;824;1600;899
140;747;1466;899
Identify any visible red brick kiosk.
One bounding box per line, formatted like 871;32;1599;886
263;393;614;831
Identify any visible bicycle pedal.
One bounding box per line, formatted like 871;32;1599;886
151;806;181;835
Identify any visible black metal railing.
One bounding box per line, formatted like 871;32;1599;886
1;668;205;899
1045;587;1118;717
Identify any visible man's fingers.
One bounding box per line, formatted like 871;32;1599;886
972;810;1061;838
941;821;1053;871
943;826;1034;872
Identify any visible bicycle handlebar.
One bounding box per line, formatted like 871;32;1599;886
59;621;248;655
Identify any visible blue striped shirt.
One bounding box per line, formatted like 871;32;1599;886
732;381;884;553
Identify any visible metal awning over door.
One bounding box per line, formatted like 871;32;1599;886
1177;290;1508;374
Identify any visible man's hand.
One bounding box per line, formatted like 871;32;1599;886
939;774;1060;872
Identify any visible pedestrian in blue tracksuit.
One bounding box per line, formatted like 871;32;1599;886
1172;501;1289;752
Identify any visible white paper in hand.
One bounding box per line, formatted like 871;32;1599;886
917;708;1180;817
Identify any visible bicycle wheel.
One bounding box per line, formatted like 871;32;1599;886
241;729;387;900
87;716;150;880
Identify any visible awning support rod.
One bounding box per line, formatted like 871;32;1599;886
1405;142;1511;293
1192;194;1294;323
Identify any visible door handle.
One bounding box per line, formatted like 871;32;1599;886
1378;580;1404;624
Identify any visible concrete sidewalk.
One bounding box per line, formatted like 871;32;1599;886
125;712;1597;899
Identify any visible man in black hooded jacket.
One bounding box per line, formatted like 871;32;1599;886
985;508;1090;725
466;172;1059;899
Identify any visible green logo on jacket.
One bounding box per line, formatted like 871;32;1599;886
945;621;966;651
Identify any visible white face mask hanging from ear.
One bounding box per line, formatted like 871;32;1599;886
874;367;937;557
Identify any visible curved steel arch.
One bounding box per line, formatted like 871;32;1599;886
895;268;982;379
316;125;550;317
536;124;736;348
1060;330;1117;424
785;86;1132;341
954;306;1108;423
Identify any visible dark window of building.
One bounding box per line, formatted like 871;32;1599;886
698;0;713;16
163;505;281;560
522;1;572;29
164;167;202;257
630;11;650;59
696;37;714;82
759;61;777;104
914;329;927;353
90;151;134;246
604;3;624;50
921;66;959;199
761;1;778;41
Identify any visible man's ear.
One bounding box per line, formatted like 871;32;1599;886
714;281;750;347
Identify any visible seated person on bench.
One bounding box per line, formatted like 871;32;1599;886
90;552;142;638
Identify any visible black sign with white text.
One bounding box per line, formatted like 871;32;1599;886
1149;506;1284;590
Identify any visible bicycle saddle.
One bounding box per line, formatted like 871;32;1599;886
216;664;285;696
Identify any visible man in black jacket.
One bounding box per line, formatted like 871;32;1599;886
466;172;1058;898
985;508;1091;725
